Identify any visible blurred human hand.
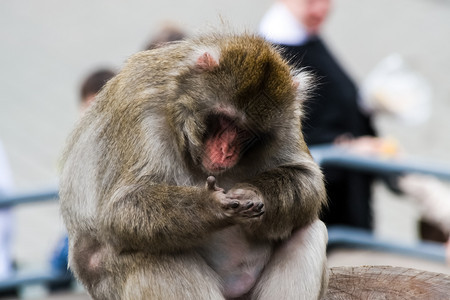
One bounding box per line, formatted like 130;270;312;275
334;135;400;158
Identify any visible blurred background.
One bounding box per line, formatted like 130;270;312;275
0;0;449;295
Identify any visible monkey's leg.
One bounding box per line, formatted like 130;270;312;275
120;252;225;300
250;220;328;300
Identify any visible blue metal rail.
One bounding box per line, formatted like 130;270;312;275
0;144;449;293
327;226;446;262
0;186;65;294
310;144;450;180
0;188;58;208
310;145;449;262
0;269;71;291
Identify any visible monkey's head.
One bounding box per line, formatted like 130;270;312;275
169;34;308;175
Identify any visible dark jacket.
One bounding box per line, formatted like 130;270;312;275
280;37;376;229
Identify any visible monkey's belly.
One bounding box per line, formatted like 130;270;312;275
200;226;272;298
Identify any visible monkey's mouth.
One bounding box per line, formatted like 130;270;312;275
202;115;252;174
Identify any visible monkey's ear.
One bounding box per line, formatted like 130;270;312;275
196;52;219;71
292;71;313;102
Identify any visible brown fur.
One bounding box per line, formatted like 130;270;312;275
60;33;327;299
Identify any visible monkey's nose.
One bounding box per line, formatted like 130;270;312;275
221;143;232;157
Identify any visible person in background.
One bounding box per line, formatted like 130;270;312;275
259;0;379;230
79;69;117;114
144;23;186;51
447;240;450;265
399;174;450;265
0;139;17;297
0;140;14;277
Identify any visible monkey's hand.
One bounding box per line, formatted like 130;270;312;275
207;177;265;222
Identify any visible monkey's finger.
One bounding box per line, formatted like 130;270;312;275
254;202;264;212
229;201;240;209
244;201;254;209
224;200;253;211
243;210;265;218
206;176;217;190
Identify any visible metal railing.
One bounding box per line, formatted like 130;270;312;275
1;144;449;295
0;186;68;296
0;188;58;208
310;145;449;262
310;144;450;180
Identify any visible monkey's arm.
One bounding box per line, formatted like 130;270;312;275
98;176;230;254
239;159;326;241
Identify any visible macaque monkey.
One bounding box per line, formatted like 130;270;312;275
60;33;328;300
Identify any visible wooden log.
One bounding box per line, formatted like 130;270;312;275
323;266;450;299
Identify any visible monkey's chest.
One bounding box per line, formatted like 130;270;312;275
199;226;272;298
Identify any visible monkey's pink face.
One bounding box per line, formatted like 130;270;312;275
202;115;251;174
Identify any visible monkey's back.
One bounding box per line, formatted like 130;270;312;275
58;32;329;300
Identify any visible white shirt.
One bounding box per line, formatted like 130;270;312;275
258;2;309;46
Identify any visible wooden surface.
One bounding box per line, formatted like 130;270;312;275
13;266;450;299
327;248;450;275
324;266;450;299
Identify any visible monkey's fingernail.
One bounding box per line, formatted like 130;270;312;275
245;201;254;209
230;201;239;208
